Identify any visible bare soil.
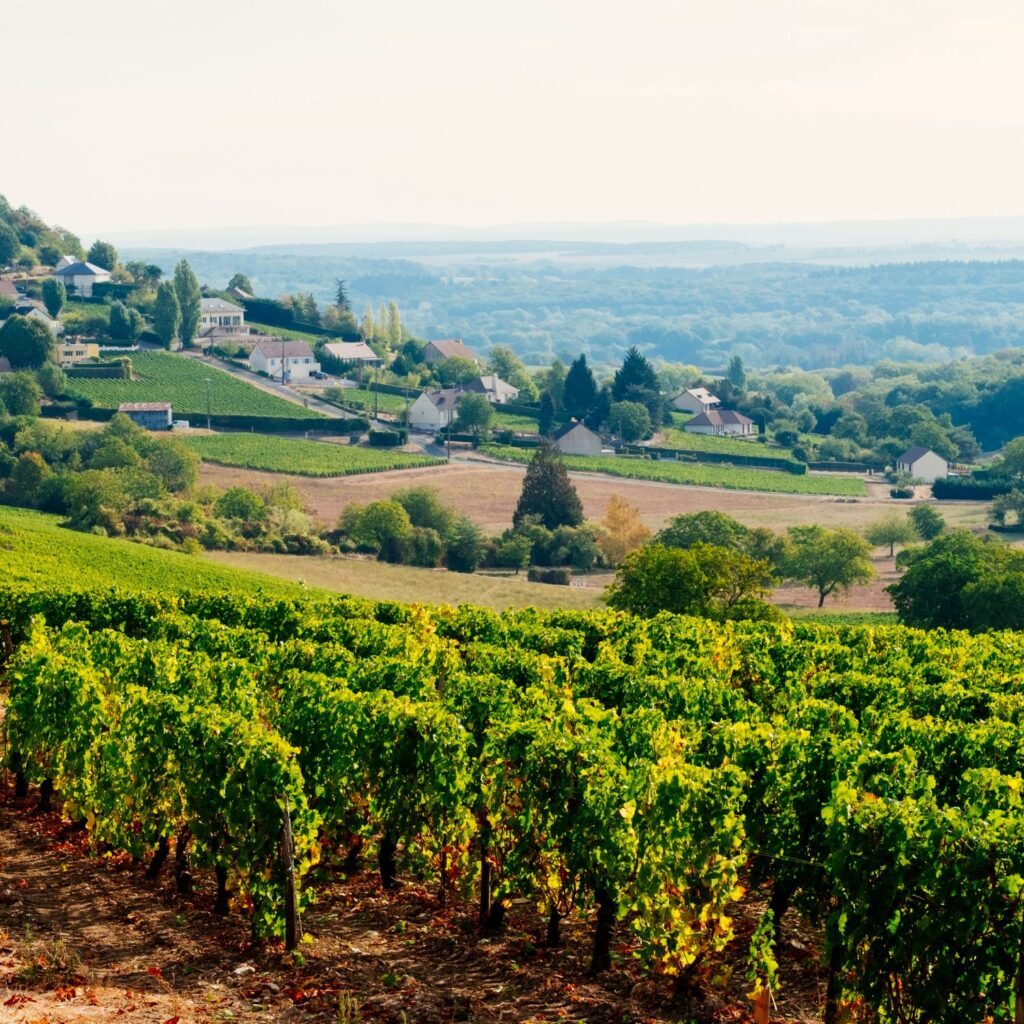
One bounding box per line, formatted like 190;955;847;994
0;779;828;1024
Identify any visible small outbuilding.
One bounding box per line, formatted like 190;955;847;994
553;420;603;456
118;402;173;430
896;446;948;483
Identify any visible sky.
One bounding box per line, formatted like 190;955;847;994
5;0;1024;240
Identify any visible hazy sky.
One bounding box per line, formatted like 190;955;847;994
6;0;1024;237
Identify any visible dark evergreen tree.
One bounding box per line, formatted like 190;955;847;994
563;354;598;421
153;281;181;349
585;385;612;430
335;279;351;312
513;440;583;530
41;277;66;318
538;390;557;436
612;346;664;424
727;354;746;391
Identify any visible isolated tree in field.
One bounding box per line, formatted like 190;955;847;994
0;314;55;368
173;259;202;345
153;282;181;348
563;354;598;421
726;355;746;391
0;221;20;266
595;495;651;565
87;239;118;270
0;372;42;416
608;400;651;442
1000;436;1024;478
538;391;556;436
454;393;494;439
41;277;66;318
513;440;583;530
228;272;253;294
864;511;917;557
785;525;874;607
909;503;945;540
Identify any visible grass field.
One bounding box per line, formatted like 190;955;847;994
67;351;324;419
479;445;868;496
658;425;798;461
332;387;410;414
183;433;445;476
0;506;311;596
492;408;540;432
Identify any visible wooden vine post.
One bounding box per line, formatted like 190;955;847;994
753;986;770;1024
281;792;301;951
0;619;13;661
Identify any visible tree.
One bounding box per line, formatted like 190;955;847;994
1000;437;1024;478
607;401;651;442
147;441;199;492
153;282;181;348
446;516;488;573
343;500;413;562
454;393;494;439
335;279;351;312
386;301;402;349
437;356;479;387
538;391;557;436
215;486;266;521
5;451;50;506
41;278;66;318
108;300;144;341
0;372;43;416
595;495;651;566
563;354;598;422
173;259;202;345
0;315;55;368
657;510;752;552
908;420;957;463
612;346;663;424
392;486;457;540
487;345;538;401
0;221;20;266
990;489;1024;527
513;440;584;530
785;525;874;607
864;511;917;557
87;239;118;271
361;305;375;342
35;362;66;398
228;272;254;294
726;355;746;391
909;503;945;540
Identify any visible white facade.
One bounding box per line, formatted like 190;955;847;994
684;410;755;437
408;390;461;431
200;298;245;332
248;340;320;380
554;421;603;456
896;449;948;483
672;387;721;414
467;374;519;404
53;262;111;298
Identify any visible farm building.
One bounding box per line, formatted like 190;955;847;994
53;261;111;298
422;338;483;365
465;375;520;404
322;341;383;368
896;446;948;483
672;387;721;414
408;388;464;431
684;409;755;437
118;402;173;430
248;339;320;381
554;420;603;456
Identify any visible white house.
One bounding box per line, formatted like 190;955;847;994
684;409;756;437
199;297;245;333
1;301;64;336
672;387;721;414
54;255;77;271
248;339;320;381
322;341;383;368
465;374;519;404
408;388;464;431
896;446;948;483
554;420;603;456
53;261;111;298
422;338;483;365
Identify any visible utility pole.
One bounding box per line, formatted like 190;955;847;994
205;377;211;429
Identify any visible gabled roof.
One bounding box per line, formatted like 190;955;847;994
419;387;465;409
425;338;481;362
200;297;244;313
119;402;172;412
897;446;942;464
553;419;599;440
686;409;753;428
322;341;380;361
54;261;110;278
251;339;315;359
678;386;720;404
465;374;519;398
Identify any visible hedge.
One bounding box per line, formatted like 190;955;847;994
74;406;369;434
931;476;1016;500
527;567;572;586
807;461;885;473
368;429;407;447
621;443;808;475
66;362;131;380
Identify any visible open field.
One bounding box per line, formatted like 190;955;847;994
332;386;409;414
480;444;866;496
66;351;324;419
205;551;603;610
183;432;444;476
0;506;312;596
657;424;799;460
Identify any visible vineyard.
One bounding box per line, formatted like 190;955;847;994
657;426;800;461
4;586;1024;1022
479;444;867;496
66;352;325;420
183;433;445;476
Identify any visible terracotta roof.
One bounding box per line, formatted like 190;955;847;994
251;339;315;359
685;409;753;428
118;402;172;412
898;446;942;464
426;339;481;362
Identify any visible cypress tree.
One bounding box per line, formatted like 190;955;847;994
173;259;202;346
513;440;583;529
612;346;659;401
563;354;598;421
153;281;181;349
538;390;557;436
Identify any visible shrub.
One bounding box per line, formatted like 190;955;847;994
527;567;572;585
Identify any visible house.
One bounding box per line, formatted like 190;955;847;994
408;388;464;431
56;341;100;367
226;285;253;301
199;297;245;333
0;302;64;336
684;409;756;437
53;261;111;298
672;387;721;414
118;402;173;430
465;374;519;404
54;255;77;271
554;420;603;456
422;338;483;365
0;356;12;374
247;339;320;381
896;446;948;483
322;341;383;368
